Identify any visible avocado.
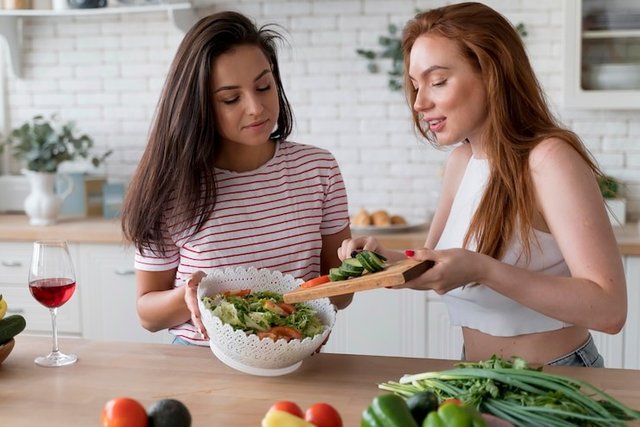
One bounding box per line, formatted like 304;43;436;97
147;399;191;427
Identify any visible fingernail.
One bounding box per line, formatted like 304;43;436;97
405;249;415;257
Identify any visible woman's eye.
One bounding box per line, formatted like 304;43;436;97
257;84;271;92
431;79;447;87
222;97;239;105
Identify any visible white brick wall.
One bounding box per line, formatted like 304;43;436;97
2;0;640;222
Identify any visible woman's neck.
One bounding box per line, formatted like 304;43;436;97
214;140;276;172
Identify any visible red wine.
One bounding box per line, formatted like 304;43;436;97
29;278;76;308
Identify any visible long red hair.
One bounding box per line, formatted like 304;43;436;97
402;2;602;260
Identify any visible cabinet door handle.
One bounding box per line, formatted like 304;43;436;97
1;260;23;267
7;308;25;314
114;269;135;276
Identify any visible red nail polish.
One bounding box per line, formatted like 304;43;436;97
405;249;415;257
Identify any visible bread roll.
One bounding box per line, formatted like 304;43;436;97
390;215;407;225
351;208;371;226
371;210;391;227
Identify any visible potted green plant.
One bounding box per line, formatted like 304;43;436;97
1;114;111;226
598;174;626;226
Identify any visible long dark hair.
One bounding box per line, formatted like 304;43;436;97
402;2;603;261
122;11;294;254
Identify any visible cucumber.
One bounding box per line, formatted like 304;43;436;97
338;258;364;277
355;252;376;273
366;251;386;271
0;314;26;345
329;267;349;282
357;251;385;273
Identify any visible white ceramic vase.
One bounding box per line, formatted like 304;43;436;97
23;171;73;226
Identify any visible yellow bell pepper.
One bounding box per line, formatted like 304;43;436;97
261;410;315;427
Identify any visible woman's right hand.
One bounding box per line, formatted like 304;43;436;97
338;236;381;260
183;270;208;340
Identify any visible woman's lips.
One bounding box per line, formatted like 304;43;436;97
428;118;445;133
244;119;269;131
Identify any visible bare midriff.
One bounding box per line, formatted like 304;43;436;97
462;325;591;365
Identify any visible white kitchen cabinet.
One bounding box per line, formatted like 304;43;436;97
74;243;171;344
323;287;462;360
622;255;639;369
564;0;640;109
0;241;81;336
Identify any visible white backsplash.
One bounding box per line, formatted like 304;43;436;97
1;0;640;221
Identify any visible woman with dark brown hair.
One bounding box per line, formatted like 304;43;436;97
339;2;626;366
121;11;351;345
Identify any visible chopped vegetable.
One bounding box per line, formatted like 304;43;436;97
202;290;324;340
361;394;418;427
300;275;331;288
379;355;640;427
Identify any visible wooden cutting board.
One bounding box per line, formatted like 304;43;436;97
283;259;435;303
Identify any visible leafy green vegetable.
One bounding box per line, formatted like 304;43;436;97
202;291;324;338
379;355;640;427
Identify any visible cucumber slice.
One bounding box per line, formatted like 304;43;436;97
339;259;364;276
329;267;349;281
365;251;386;271
356;252;377;273
343;257;364;270
371;251;387;262
338;264;362;278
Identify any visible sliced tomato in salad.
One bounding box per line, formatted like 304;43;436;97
257;326;303;342
300;275;331;288
223;289;251;297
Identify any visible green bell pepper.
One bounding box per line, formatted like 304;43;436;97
360;394;419;427
422;402;487;427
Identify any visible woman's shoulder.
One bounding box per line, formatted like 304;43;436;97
280;140;337;161
528;137;582;172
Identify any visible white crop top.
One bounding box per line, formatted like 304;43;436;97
437;156;573;337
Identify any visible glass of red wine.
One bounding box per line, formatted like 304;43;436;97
28;240;78;367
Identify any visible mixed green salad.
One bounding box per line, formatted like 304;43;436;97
201;290;325;341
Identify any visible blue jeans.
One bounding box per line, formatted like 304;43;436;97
546;334;604;367
171;336;194;346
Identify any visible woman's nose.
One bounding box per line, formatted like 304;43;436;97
245;94;265;115
413;88;433;112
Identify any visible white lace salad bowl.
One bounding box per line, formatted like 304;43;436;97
197;266;337;376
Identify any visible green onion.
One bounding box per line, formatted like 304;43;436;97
378;355;640;427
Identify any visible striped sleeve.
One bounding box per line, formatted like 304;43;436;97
134;219;180;272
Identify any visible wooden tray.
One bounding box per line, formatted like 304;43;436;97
283;259;434;303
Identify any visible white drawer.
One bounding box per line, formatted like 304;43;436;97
0;242;32;285
0;285;82;335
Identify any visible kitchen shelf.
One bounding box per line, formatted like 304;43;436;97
583;29;640;39
564;0;640;109
0;2;198;78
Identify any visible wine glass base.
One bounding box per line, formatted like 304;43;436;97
35;350;78;367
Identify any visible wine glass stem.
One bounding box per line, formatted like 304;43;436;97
49;308;59;354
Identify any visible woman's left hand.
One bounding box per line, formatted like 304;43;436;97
399;247;486;293
184;270;208;339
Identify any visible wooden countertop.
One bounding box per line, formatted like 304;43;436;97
1;336;639;426
2;214;640;255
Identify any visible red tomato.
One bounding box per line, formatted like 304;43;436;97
440;398;463;406
304;403;343;427
277;302;296;315
101;397;148;427
269;401;304;418
300;275;331;288
257;326;302;342
223;289;251;297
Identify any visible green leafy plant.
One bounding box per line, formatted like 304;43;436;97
598;175;619;199
357;19;528;91
0;114;111;173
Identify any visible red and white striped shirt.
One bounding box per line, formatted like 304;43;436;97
135;141;349;345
